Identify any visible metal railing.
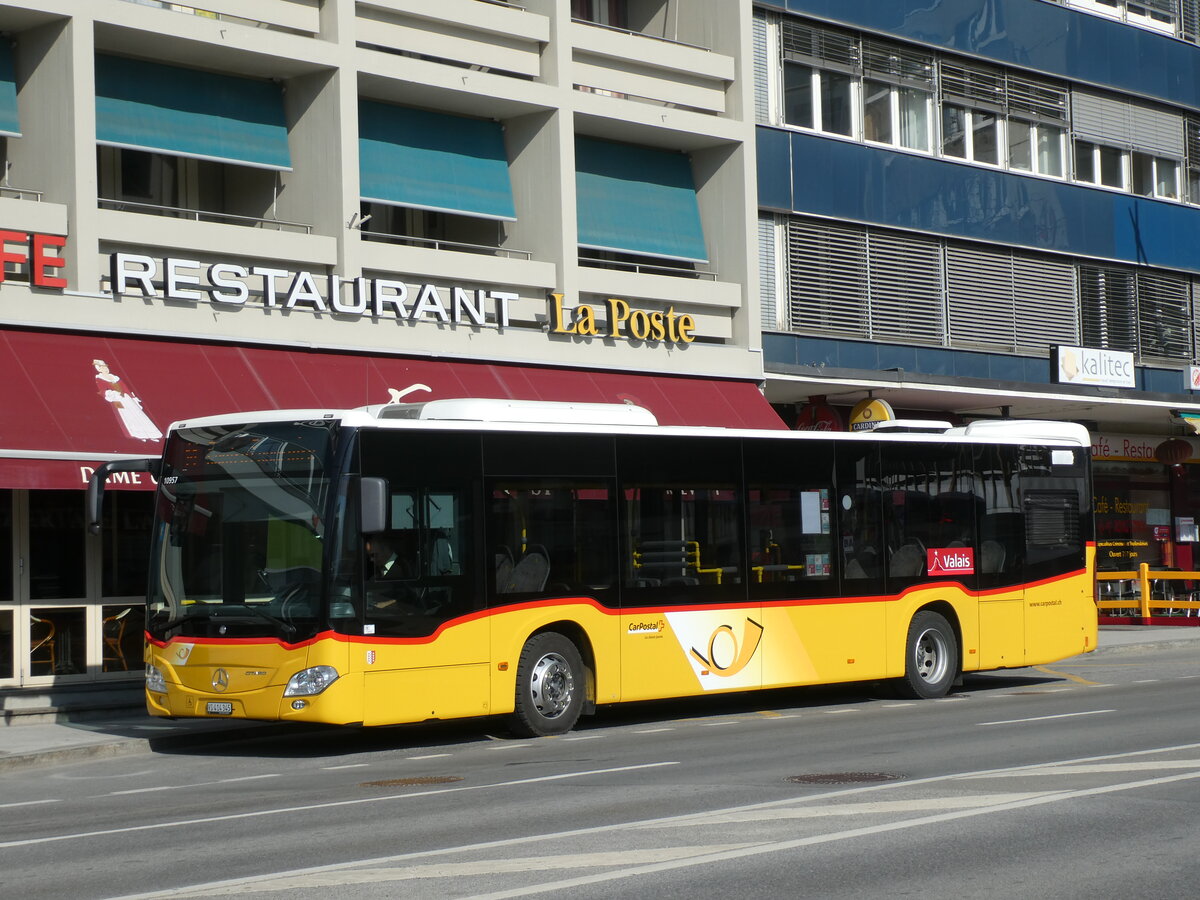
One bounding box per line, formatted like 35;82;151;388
571;18;711;53
360;229;532;259
1096;563;1200;621
0;186;43;201
98;198;312;233
578;256;718;281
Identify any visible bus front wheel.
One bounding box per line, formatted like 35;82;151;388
510;632;585;737
896;611;958;699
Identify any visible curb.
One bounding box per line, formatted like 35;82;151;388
0;721;323;773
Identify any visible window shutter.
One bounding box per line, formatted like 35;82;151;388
1012;253;1078;351
780;20;859;71
861;40;935;88
1137;271;1191;360
759;214;779;330
753;10;772;125
867;230;945;344
946;244;1018;348
1005;73;1069;124
1080;265;1137;353
1073;90;1184;157
939;60;1004;110
787;218;869;338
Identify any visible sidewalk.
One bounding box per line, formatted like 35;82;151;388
1;626;1197;772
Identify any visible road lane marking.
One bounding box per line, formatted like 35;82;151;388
977;710;1114;726
0;761;680;850
108;774;281;796
1033;665;1098;686
321;764;370;770
104;760;1200;900
0;799;61;809
633;728;673;734
406;754;451;760
457;769;1200;900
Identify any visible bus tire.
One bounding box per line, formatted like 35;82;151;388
896;611;958;699
510;632;585;737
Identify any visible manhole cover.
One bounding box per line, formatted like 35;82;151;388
787;772;903;785
360;776;464;787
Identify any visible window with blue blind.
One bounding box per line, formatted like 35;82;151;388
94;55;291;171
0;41;20;138
358;100;515;221
575;137;708;263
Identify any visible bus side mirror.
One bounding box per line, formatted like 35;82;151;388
360;476;388;535
87;458;161;534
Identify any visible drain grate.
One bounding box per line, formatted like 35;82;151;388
787;772;903;785
360;776;464;787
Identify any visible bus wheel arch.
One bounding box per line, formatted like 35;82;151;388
509;626;592;737
896;605;960;699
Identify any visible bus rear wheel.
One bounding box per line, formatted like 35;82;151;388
896;611;958;699
510;632;585;737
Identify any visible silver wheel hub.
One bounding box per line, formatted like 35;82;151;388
914;628;949;684
529;652;574;719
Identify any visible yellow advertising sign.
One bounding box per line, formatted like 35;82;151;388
849;397;895;432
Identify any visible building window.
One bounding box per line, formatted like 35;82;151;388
572;0;627;27
1008;119;1067;177
359;201;504;252
1075;140;1127;189
1132;151;1181;199
97;146;281;224
782;62;853;136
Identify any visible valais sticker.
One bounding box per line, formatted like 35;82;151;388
927;547;975;575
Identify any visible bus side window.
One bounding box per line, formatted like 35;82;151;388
837;444;883;584
743;436;836;595
486;479;616;600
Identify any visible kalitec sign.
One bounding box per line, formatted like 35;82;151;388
0;229;67;287
109;254;692;345
1052;344;1135;389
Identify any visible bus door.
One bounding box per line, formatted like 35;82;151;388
354;431;487;726
976;444;1027;670
617;436;756;702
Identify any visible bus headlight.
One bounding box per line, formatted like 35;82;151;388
145;664;167;694
284;665;339;697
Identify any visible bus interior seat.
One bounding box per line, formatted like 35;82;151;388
508;545;550;593
981;540;1005;574
889;541;926;577
494;547;515;592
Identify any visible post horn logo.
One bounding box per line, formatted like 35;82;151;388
689;618;764;677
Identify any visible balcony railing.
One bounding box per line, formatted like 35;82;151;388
570;17;710;52
578;256;717;280
0;186;43;201
361;229;532;259
98;198;313;233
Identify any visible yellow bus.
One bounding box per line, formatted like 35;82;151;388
88;398;1096;736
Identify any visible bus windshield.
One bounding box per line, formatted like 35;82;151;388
147;420;339;642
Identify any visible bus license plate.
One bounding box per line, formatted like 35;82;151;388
206;701;233;716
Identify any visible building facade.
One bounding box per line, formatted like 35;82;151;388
755;0;1200;578
0;0;778;690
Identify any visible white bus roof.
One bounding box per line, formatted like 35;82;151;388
168;400;1091;448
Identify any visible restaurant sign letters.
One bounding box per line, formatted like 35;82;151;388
109;254;691;345
548;293;695;344
0;229;67;287
110;253;518;326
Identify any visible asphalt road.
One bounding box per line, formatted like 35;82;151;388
2;645;1199;900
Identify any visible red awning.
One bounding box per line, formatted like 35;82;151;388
1;329;784;489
